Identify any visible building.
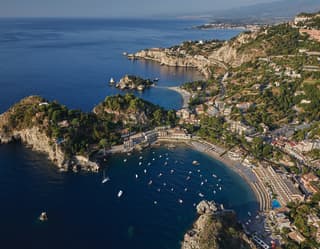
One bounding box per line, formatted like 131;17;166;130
301;172;319;194
288;231;306;244
195;105;205;115
206;106;219;117
236;102;253;112
229;121;256;136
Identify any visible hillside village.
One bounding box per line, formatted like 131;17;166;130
128;11;320;249
1;10;320;249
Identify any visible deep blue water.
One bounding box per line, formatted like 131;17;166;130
0;18;240;112
0;144;258;249
0;18;257;249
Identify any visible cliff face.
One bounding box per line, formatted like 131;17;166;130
181;201;256;249
0;96;99;172
131;32;260;78
208;32;261;67
13;127;66;167
133;49;213;78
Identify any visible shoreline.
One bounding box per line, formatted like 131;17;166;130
153;139;262;209
165;86;191;109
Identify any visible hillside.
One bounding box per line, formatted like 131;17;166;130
130;17;320;79
0;94;177;170
181;201;255;249
93;93;177;130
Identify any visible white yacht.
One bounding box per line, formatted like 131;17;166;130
117;190;124;198
101;171;110;184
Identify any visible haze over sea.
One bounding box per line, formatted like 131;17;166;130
0;18;258;249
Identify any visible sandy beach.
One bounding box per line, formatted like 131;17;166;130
166;86;191;109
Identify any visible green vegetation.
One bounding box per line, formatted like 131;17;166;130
170;40;223;57
238;23;320;56
2;94;177;158
94;93;177;131
198;212;253;249
283;199;320;248
4;96;119;158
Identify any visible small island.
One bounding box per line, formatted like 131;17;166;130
182;200;256;249
114;75;155;91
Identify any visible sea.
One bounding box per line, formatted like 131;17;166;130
0;18;258;249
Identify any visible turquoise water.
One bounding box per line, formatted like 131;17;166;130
272;199;281;209
0;18;258;249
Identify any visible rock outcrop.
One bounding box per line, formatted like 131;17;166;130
0;96;99;172
181;200;256;249
115;75;154;91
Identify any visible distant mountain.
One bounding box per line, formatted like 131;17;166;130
208;0;320;24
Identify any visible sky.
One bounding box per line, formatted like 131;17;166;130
0;0;277;18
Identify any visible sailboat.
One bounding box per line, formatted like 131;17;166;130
101;170;110;184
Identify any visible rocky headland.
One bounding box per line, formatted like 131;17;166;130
128;31;260;79
0;96;106;172
0;94;177;171
181;200;256;249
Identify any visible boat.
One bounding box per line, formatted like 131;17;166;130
198;193;204;198
152;158;155;161
248;211;252;217
170;169;174;174
186;176;191;181
157;188;161;192
39;212;48;222
123;159;127;163
135;174;139;179
139;156;143;160
122;51;128;56
188;171;192;175
219;186;222;191
163;182;167;186
139;162;142;166
184;188;188;192
178;199;183;204
200;181;204;186
154;77;160;82
213;190;216;194
144;169;147;174
197;169;201;173
102;170;110;184
192;160;200;166
158;173;163;177
148;180;153;185
212;174;217;178
171;188;174;192
164;161;168;166
148;162;151;166
117;190;124;198
109;77;115;84
154;201;158;205
102;176;110;184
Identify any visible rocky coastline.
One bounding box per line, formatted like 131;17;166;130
128;31;260;79
181;200;256;249
0;96;101;172
0;128;99;172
